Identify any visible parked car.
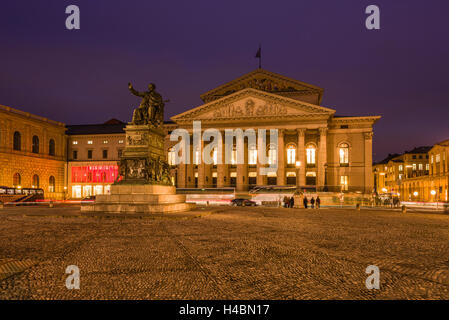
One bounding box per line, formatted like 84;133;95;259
81;195;96;203
230;198;257;207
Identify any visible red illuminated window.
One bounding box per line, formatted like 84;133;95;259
71;165;119;183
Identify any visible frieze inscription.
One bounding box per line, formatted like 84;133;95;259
213;99;288;118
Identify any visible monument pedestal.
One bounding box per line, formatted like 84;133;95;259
81;185;194;214
82;121;194;214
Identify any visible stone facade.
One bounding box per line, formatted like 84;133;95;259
165;69;380;194
373;146;431;195
399;140;449;202
0;105;66;200
66;122;126;199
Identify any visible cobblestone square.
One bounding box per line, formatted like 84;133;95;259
1;206;449;299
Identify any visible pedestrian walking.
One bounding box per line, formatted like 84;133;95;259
289;196;294;208
303;196;308;209
283;196;289;208
316;196;321;209
310;197;315;209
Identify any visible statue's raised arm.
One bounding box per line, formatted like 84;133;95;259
128;82;145;97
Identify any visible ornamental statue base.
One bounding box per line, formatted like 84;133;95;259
81;123;195;214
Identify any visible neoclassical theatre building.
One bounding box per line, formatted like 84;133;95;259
165;69;381;193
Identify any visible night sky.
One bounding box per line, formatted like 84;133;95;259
1;0;448;161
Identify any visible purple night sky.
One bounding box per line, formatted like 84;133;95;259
1;0;448;161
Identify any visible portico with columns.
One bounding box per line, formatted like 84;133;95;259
164;69;380;194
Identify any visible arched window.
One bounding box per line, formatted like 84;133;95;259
32;174;39;188
168;147;176;166
49;176;55;192
32;135;39;153
339;143;349;166
13;173;21;187
13;131;21;151
287;144;296;165
49;139;55;156
306;144;316;165
248;145;257;165
268;145;277;165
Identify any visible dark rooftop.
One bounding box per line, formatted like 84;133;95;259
66;119;177;135
375;153;401;165
404;146;432;154
66;119;126;135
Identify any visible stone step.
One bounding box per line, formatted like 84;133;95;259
81;202;195;214
96;193;186;204
110;184;176;195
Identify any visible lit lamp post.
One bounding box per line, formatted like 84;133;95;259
63;186;68;201
431;189;438;210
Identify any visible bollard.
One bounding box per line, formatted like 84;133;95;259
401;205;406;214
49;201;54;208
356;203;361;211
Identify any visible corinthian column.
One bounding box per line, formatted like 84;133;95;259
364;132;374;194
277;129;285;186
198;137;206;188
297;128;306;188
317;127;328;190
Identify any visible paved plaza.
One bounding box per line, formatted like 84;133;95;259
1;205;449;299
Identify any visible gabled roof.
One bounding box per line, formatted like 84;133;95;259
435;138;449;146
172;88;334;124
199;68;324;104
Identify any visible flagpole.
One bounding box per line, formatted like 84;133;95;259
259;44;261;69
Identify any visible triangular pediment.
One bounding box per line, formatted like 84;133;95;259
172;88;334;123
200;68;324;104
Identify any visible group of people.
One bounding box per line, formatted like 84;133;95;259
303;196;320;209
282;195;321;209
282;196;295;208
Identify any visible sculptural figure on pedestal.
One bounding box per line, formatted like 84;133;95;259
128;82;165;127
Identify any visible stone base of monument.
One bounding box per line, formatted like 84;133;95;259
81;185;195;214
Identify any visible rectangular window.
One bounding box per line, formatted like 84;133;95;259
418;163;423;170
102;150;108;159
72;141;78;145
426;163;429;170
87;140;93;145
103;140;108;144
413;164;416;170
88;150;93;159
399;165;403;171
73;150;78;160
118;140;124;144
340;176;348;191
436;154;441;163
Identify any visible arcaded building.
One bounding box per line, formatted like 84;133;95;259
0;105;66;199
165;69;381;193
